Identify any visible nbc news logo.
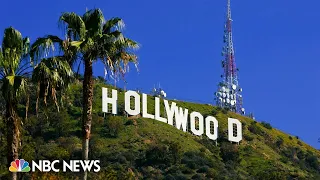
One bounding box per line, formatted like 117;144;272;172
9;159;100;172
9;159;31;172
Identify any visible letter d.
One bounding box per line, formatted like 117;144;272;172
228;118;242;143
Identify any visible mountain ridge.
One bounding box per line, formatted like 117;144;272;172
0;80;319;179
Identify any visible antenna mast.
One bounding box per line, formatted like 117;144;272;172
215;0;244;114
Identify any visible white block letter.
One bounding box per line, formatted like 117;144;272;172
125;91;140;115
174;106;188;132
63;160;72;172
142;93;154;119
205;116;218;140
102;88;118;114
73;160;80;172
228;118;242;143
155;97;167;123
51;160;60;172
32;160;42;171
42;160;51;172
93;160;101;172
190;112;204;136
164;100;176;125
80;160;94;172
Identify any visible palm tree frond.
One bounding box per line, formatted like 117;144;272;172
30;35;63;64
32;56;73;114
123;38;140;50
2;75;27;101
1;27;25;72
70;40;83;48
2;27;23;52
22;37;30;58
82;8;105;36
59;12;86;40
103;18;125;34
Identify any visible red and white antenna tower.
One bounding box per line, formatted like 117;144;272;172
215;0;244;114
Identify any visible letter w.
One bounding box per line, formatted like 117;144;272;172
174;107;188;132
80;160;94;172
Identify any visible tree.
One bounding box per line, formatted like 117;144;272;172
0;26;73;180
31;57;73;115
29;9;138;179
57;9;139;180
0;27;30;180
105;116;123;137
30;34;76;111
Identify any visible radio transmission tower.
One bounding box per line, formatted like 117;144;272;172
215;0;245;115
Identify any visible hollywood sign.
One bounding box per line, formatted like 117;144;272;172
102;88;242;143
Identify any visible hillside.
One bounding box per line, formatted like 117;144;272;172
0;80;319;180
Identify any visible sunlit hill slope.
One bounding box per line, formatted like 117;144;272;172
0;79;319;179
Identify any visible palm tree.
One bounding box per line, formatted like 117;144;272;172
0;27;73;180
31;9;138;179
30;35;76;115
58;9;139;179
0;27;30;180
32;57;73;115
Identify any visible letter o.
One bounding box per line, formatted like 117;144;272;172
190;112;204;136
125;91;140;115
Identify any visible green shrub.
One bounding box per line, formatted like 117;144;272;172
282;146;301;160
145;145;170;166
297;150;305;160
206;169;217;178
174;174;188;180
117;103;125;116
125;119;135;125
192;174;205;180
222;107;229;114
165;174;175;180
180;166;193;174
242;121;247;127
56;136;81;156
305;152;319;170
211;108;218;116
255;169;288;180
276;136;284;147
280;157;288;163
197;166;209;173
244;134;254;141
248;123;264;136
181;151;214;169
143;141;182;168
261;121;272;130
199;147;206;153
105;116;124;137
217;128;229;142
243;146;254;154
37;142;69;160
220;142;239;162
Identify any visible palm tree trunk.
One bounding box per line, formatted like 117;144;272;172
82;59;93;180
6;102;19;180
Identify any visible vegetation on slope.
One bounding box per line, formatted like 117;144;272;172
0;79;319;179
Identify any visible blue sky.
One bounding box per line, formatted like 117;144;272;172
1;0;320;148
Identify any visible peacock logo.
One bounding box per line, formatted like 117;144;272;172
9;159;30;172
